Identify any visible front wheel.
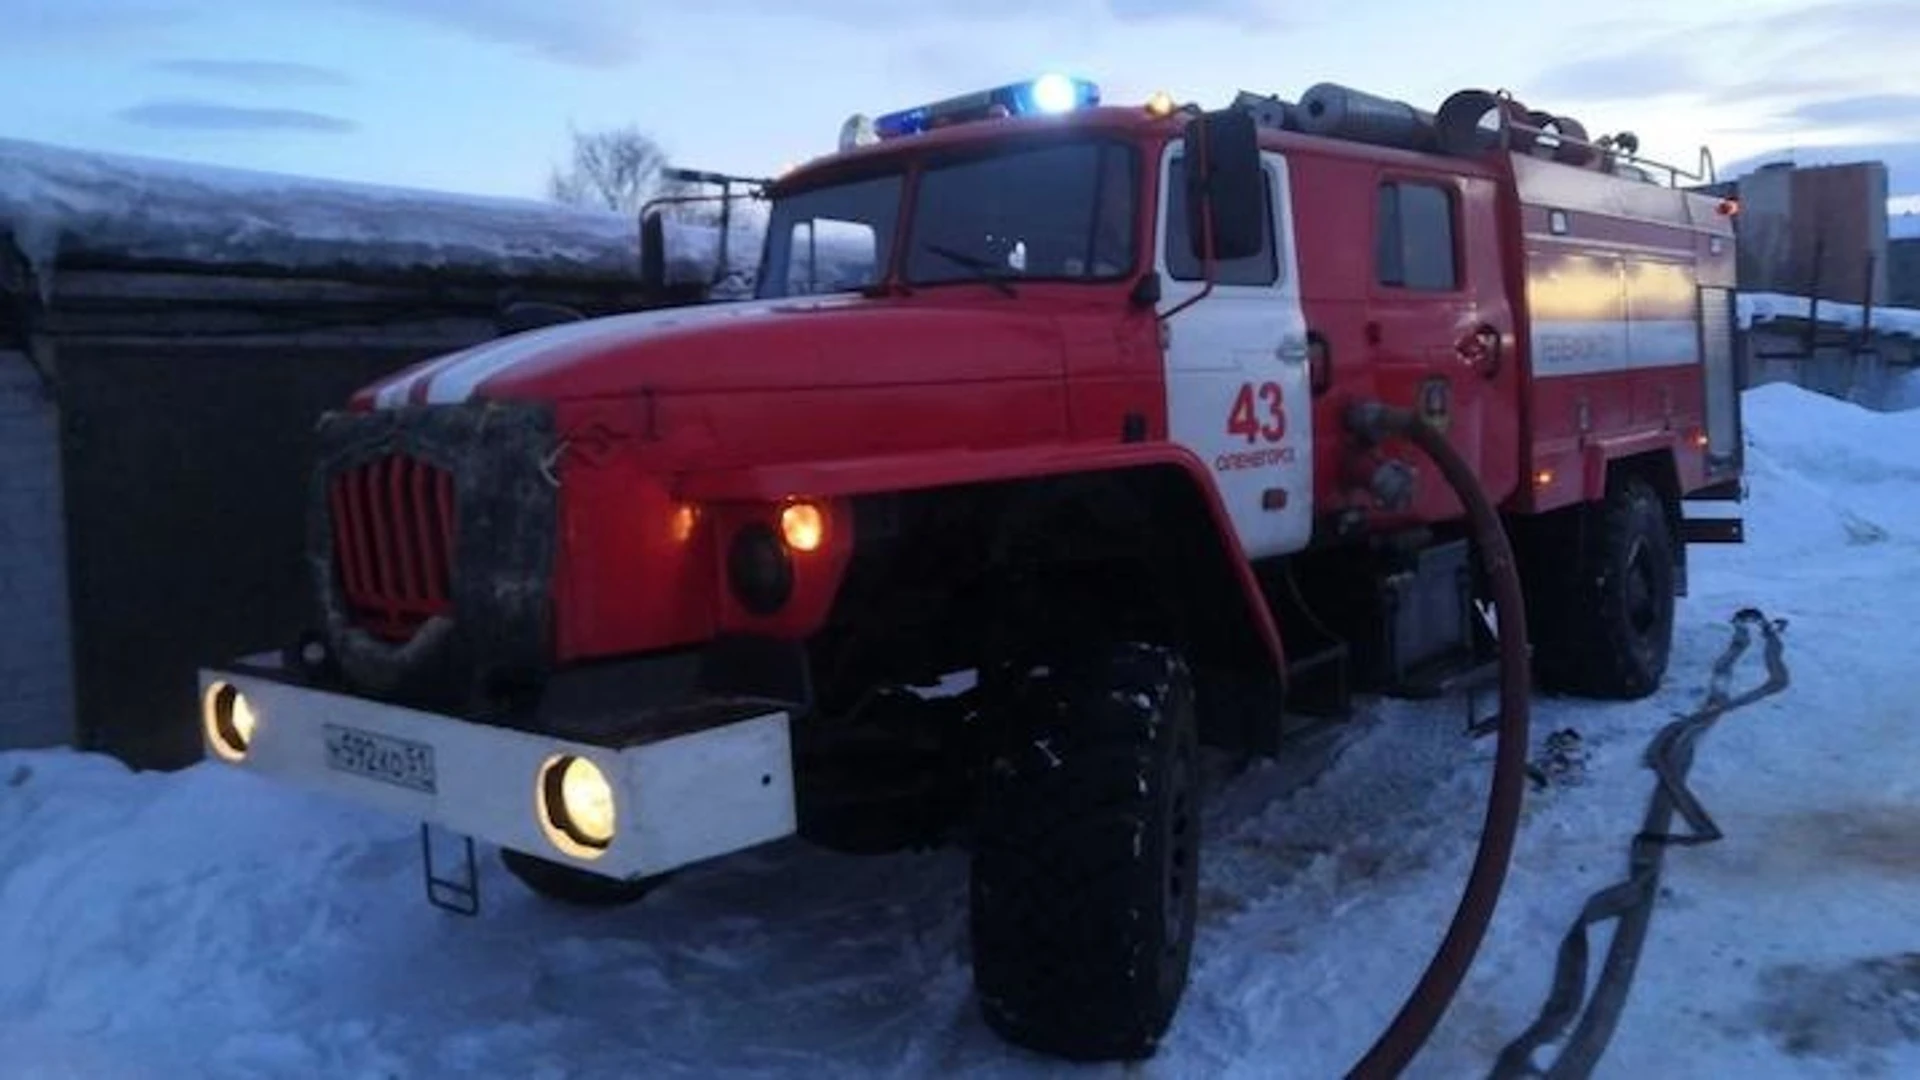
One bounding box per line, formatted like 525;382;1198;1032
969;641;1201;1062
498;848;665;908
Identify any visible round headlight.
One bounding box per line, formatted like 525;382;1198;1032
203;681;256;762
539;754;616;856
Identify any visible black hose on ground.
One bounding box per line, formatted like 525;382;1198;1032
1341;402;1534;1079
1488;608;1791;1079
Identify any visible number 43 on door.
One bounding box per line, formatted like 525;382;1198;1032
1227;382;1287;444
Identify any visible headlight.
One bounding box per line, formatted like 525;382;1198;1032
538;754;616;856
779;500;826;553
202;681;256;762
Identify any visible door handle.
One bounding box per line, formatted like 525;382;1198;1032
1277;336;1309;363
1457;324;1503;378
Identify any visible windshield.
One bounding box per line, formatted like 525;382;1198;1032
756;139;1138;299
906;141;1137;286
756;172;903;299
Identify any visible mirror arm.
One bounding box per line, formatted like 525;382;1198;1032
1159;122;1219;323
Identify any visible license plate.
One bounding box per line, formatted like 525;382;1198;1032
324;723;437;794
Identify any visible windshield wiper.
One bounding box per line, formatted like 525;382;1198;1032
920;243;1018;297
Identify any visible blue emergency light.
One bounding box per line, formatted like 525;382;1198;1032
841;75;1101;150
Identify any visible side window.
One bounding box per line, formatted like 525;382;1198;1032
1376;181;1458;291
784;218;879;295
1165;157;1279;286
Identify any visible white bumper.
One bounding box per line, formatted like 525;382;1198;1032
198;664;797;881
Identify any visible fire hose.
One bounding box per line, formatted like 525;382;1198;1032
1488;608;1791;1079
1335;405;1792;1077
1340;402;1534;1079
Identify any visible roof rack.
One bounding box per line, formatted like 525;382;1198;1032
1226;82;1719;190
1464;89;1717;189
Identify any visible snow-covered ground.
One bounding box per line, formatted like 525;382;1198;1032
4;379;1919;1079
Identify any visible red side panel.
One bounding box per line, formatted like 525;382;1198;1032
1508;155;1736;509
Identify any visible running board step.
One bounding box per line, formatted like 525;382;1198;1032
1680;517;1744;544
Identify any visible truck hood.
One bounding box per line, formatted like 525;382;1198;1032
358;293;1073;409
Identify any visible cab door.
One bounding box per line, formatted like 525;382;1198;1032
1154;144;1314;560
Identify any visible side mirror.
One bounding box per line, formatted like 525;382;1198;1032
639;210;719;294
1183;108;1265;263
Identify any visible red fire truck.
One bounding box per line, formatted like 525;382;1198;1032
198;75;1743;1061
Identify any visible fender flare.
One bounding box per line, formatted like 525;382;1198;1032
676;442;1288;680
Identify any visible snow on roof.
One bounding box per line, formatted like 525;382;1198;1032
0;136;653;288
1738;291;1920;338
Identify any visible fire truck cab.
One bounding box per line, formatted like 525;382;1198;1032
198;75;1742;1063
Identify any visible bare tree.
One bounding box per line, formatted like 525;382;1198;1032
546;125;669;215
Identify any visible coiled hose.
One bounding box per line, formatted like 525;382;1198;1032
1341;402;1534;1079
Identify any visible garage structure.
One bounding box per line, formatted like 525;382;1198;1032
0;136;741;769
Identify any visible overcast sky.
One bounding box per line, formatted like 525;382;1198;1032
4;0;1918;210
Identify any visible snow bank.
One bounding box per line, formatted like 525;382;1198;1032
0;137;649;286
3;382;1918;1078
1738;290;1920;337
1726;382;1920;553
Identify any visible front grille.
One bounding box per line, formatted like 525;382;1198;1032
327;453;456;641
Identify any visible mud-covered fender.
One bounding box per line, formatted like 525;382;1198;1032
676;442;1288;681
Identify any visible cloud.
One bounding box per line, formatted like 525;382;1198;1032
118;99;358;133
327;0;646;67
1787;94;1920;132
705;0;1281;26
1718;76;1866;105
1737;1;1920;45
152;58;352;87
1524;45;1707;104
0;1;194;49
1102;0;1281;22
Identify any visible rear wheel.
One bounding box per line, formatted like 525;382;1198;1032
1530;475;1676;699
498;848;664;908
969;641;1201;1062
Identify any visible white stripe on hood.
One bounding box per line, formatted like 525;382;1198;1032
367;293;861;409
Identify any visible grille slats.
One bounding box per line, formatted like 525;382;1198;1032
386;457;422;602
328;453;456;640
408;459;438;604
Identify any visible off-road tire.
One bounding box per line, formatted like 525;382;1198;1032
1532;475;1676;699
969;641;1201;1062
498;848;663;908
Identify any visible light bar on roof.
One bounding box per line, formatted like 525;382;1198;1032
838;75;1101;150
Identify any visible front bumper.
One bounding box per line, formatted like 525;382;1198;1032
199;657;797;881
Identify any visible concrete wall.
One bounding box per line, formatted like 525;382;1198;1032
1889;238;1920;308
1735;162;1890;305
0;349;74;749
1736;165;1794;293
1795;163;1890;305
